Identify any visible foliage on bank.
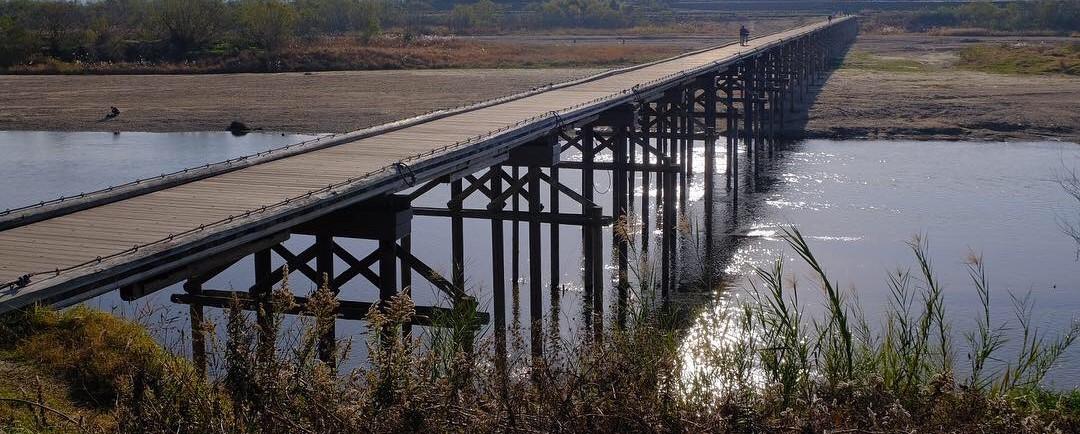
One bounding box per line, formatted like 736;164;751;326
863;0;1080;34
2;228;1080;432
0;0;672;72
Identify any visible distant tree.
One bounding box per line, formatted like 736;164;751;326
0;15;37;67
157;0;225;57
238;0;297;53
38;0;82;58
357;0;381;43
449;0;501;33
533;0;630;29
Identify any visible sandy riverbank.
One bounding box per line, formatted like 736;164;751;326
798;34;1079;142
0;34;1076;142
0;69;602;134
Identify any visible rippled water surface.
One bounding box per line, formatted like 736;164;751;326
685;139;1080;388
0;131;320;210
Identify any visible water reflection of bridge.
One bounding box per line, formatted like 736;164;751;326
0;18;857;366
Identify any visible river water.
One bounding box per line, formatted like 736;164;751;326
1;131;1078;386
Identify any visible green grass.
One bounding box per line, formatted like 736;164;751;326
958;42;1080;75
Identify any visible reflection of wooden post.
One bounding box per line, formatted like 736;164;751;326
587;204;604;338
315;232;336;365
661;164;674;297
184;279;207;377
704;75;718;279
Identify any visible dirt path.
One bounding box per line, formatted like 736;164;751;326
0;69;601;134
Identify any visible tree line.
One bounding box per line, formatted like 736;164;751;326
879;0;1080;33
0;0;672;68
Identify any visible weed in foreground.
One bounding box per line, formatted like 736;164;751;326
2;227;1079;433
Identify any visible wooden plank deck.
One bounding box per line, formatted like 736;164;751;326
0;18;849;311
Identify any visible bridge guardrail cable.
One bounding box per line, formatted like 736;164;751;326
0;18;853;292
0;28;760;224
2;18;851;227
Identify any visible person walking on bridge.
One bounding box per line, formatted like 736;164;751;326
739;25;750;46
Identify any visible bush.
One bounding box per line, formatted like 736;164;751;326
238;0;297;53
0;15;36;67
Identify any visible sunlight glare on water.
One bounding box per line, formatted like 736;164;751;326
682;139;1080;390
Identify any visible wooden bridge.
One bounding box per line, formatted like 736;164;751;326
0;17;856;358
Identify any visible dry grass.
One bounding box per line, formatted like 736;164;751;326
0;305;194;432
2;231;1080;433
5;37;685;75
958;42;1080;75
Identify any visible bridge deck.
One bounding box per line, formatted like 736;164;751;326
0;18;848;310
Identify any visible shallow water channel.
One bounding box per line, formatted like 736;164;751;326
1;131;1078;387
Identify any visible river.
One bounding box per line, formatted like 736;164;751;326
1;131;1077;386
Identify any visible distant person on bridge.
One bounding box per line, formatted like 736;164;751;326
739;25;750;46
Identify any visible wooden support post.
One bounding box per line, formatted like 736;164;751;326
183;279;207;377
548;161;561;341
659;99;673;294
628;111;637;212
683;90;693;182
549;164;560;297
450;180;465;290
678;90;689;210
743;61;754;166
661;162;675;297
612;122;629;327
315;232;336;365
511;166;520;296
727;74;740;202
253;248;273;335
378;238;397;303
489;167;507;362
527;166;543;357
399;233;412;338
640;106;651;259
703;75;718;278
581;125;596;314
399;234;412;292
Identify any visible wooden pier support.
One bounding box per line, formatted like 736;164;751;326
147;18;861;370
